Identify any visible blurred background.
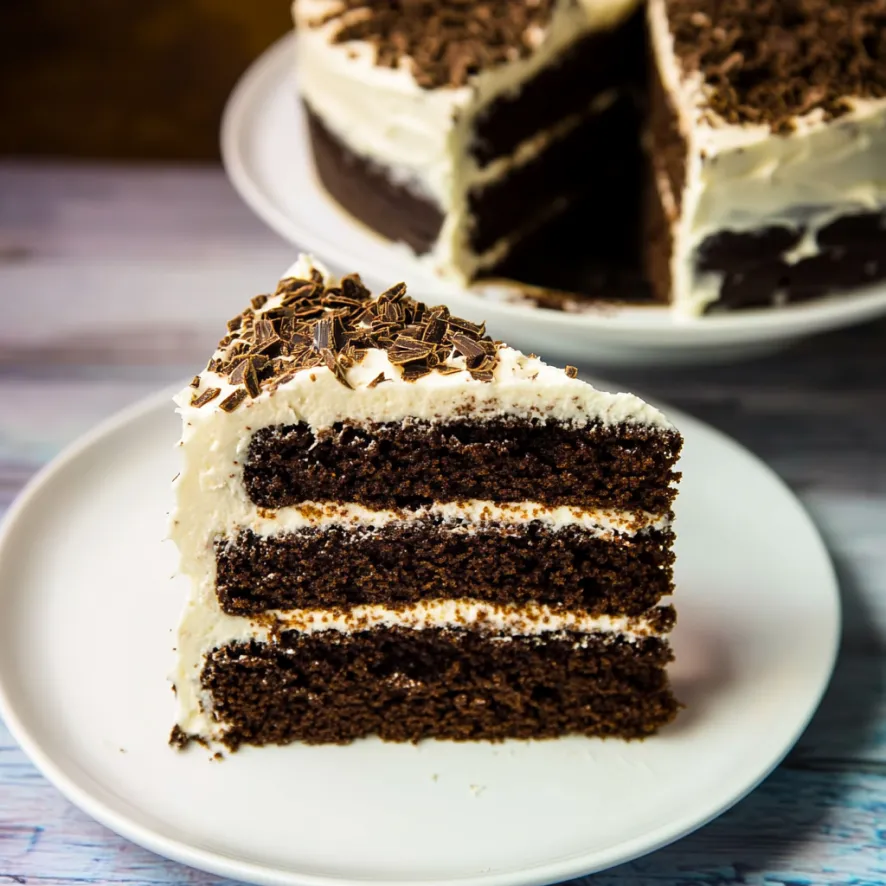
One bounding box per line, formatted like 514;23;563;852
3;0;289;160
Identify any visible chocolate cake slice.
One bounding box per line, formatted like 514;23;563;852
169;256;682;749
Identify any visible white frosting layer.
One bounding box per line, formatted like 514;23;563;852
170;256;676;740
173;596;670;740
648;0;886;316
216;499;670;543
294;0;640;279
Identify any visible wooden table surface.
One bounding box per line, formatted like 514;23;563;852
1;161;885;886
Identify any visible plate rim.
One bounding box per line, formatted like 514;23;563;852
0;384;841;886
220;32;886;341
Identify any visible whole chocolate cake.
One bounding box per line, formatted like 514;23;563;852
169;256;682;749
292;0;886;315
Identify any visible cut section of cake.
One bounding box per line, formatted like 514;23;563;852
293;0;645;283
169;256;682;749
646;0;886;314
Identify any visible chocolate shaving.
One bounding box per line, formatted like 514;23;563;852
254;319;276;343
313;318;333;351
276;277;313;295
282;283;320;306
401;363;433;381
388;336;433;364
341;273;371;302
219;389;248;412
242;362;262;398
329;358;355;389
450;332;487;361
191;387;221;407
448;316;485;336
379;282;407;302
202;266;504;397
565;365;578;378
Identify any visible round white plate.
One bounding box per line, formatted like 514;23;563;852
221;34;886;366
0;384;838;886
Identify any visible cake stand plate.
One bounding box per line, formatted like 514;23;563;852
0;384;839;886
221;34;886;366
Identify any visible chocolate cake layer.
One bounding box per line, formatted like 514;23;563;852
644;48;687;305
305;105;444;253
471;11;645;166
698;211;886;311
648;44;687;217
201;627;678;748
643;168;675;307
215;523;675;615
468;96;642;256
244;420;682;513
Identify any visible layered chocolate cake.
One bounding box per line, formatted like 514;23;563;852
169;255;682;749
293;0;886;315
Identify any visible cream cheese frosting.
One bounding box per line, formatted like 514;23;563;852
214;500;671;541
647;0;886;317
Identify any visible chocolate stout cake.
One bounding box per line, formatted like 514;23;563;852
169;255;683;749
292;0;886;315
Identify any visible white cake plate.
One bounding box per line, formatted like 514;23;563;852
220;35;886;366
0;383;838;886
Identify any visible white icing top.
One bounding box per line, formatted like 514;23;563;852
647;0;886;316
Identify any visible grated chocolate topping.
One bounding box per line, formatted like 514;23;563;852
312;0;557;89
192;272;501;409
666;0;886;133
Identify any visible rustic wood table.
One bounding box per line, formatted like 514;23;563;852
1;162;885;886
